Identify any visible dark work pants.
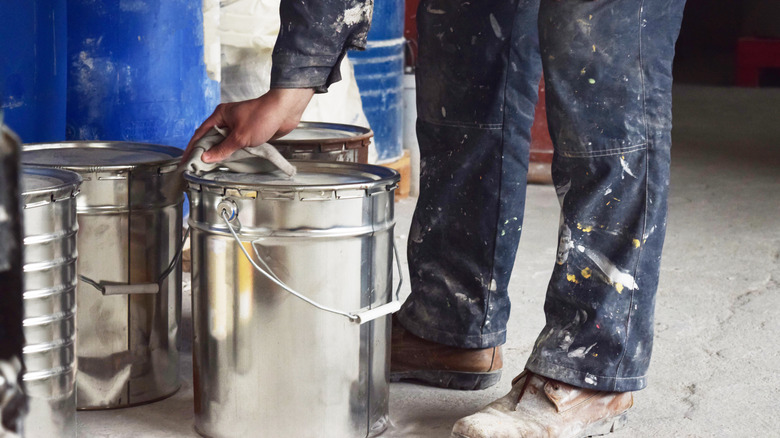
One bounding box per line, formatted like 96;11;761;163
396;0;686;392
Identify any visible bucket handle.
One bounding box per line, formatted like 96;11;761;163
221;210;403;325
79;228;191;295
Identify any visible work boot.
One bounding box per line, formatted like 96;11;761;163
451;371;633;438
390;317;502;390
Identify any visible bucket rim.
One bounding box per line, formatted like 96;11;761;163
21;141;182;171
184;160;400;194
270;121;373;150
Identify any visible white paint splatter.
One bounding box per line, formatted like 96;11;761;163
620;156;637;179
344;3;370;26
576;245;638;290
604;188;612;196
556;224;574;265
489;14;502;39
489;279;497;291
567;342;597;358
584;373;598;385
441;107;447;117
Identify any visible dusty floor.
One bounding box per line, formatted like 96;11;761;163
78;85;780;437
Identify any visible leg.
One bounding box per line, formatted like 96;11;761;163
398;0;542;349
526;0;686;392
453;0;686;435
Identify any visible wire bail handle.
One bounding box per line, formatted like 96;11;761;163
220;207;403;325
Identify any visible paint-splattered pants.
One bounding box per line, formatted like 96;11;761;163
396;0;687;392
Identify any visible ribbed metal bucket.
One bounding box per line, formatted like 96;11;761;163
21;166;82;438
271;122;373;164
21;141;184;410
185;161;400;438
1;125;27;437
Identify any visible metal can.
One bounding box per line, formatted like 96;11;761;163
270;122;373;164
21;141;184;409
1;125;27;436
185;161;399;438
21;166;82;437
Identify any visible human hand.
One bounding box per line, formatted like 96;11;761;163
183;88;315;164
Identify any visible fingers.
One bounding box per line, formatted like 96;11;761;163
201;132;244;163
182;105;226;163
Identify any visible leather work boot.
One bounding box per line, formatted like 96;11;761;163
390;317;502;390
451;371;633;438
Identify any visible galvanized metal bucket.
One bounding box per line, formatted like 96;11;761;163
21;166;82;437
185;161;400;438
270;122;373;164
21;141;184;409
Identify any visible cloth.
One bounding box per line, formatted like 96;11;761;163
270;0;686;392
181;127;297;177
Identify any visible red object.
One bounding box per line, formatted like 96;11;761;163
736;37;780;87
529;77;553;165
404;0;420;66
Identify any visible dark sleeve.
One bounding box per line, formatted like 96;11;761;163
271;0;373;93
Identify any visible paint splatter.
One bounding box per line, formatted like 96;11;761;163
619;155;637;179
489;14;503;39
632;239;641;248
576;245;639;291
581;267;592;279
567;274;580;284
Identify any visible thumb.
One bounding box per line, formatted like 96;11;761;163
202;133;244;163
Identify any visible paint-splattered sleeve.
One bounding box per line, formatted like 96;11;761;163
271;0;373;93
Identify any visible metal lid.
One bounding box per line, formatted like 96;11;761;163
21;141;182;171
21;166;82;207
270;122;372;152
184;161;399;200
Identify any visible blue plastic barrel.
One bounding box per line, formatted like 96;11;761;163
0;1;67;143
66;0;219;149
351;0;405;163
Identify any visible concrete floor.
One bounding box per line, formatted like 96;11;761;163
78;85;780;437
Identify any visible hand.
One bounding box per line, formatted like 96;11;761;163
183;88;315;164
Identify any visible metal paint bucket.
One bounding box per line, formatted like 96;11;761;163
185;161;400;438
1;125;27;436
20;166;82;437
270;122;373;164
21;142;184;409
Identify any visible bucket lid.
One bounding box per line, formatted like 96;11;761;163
21;141;182;172
21;166;82;207
184;161;399;199
270;122;372;152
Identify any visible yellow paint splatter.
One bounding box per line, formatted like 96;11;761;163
632;239;641;248
581;267;592;279
581;68;587;75
577;223;594;233
567;274;580;284
589;14;593;20
615;283;624;294
592;44;596;52
592;353;598;357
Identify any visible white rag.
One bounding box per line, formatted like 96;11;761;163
181;126;297;177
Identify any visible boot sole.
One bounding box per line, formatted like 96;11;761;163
579;411;629;437
390;369;502;390
449;411;627;438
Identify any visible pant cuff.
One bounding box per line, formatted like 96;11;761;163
396;310;507;349
525;355;648;392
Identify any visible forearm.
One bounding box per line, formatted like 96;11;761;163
271;0;373;92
